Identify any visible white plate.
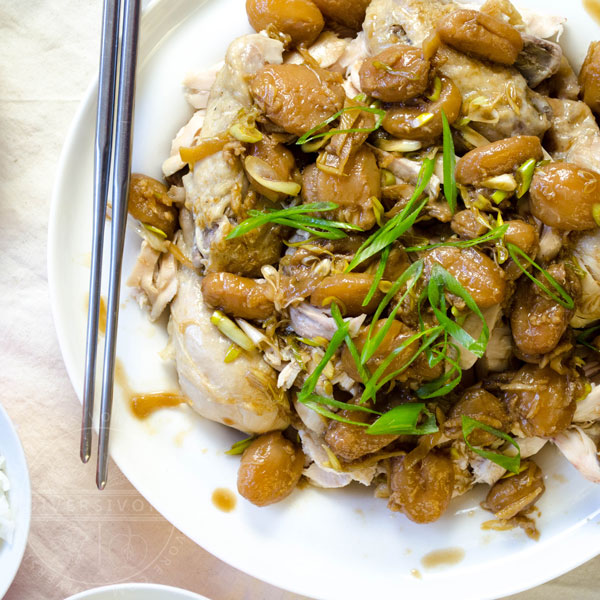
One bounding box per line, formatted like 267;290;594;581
0;402;32;598
65;583;209;600
48;1;600;599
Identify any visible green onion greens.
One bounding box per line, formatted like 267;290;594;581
461;416;521;474
441;110;457;214
346;158;436;271
227;202;363;241
506;242;575;309
296;105;387;146
367;403;438;435
403;224;508;252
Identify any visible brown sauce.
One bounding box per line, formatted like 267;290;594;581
114;358;187;419
421;547;465;569
212;488;237;512
410;569;422;579
130;393;187;419
584;0;600;25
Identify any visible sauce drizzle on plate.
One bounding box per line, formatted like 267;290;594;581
212;488;237;512
421;547;465;569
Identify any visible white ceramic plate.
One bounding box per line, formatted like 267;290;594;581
0;402;32;598
64;583;209;600
49;1;600;599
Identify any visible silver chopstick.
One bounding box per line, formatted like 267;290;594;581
97;0;142;490
81;0;121;465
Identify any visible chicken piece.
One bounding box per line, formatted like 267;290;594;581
289;302;365;340
575;386;600;423
127;241;178;321
363;0;550;141
182;34;285;275
169;263;290;434
298;429;382;488
514;35;562;89
571;229;600;328
544;98;600;174
553;427;600;484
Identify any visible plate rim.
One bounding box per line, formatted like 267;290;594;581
0;401;32;599
47;1;600;599
64;582;211;600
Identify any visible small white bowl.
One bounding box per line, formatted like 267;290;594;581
64;583;210;600
0;402;32;598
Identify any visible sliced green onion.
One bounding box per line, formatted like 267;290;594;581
593;204;600;227
296;105;387;145
404;224;508;252
461;416;521;474
427;264;489;357
375;138;423;153
244;156;301;197
211;311;255;351
367;403;438;435
506;243;574;309
480;174;517;192
362;260;425;364
575;324;600;352
297;336;329;348
362;246;390;307
346;158;435;271
224;343;242;363
413;112;435;128
381;168;396;187
491;190;509;204
426;77;442;102
143;223;167;239
300;137;328;153
330;303;372;385
225;435;256;455
417;345;462;398
360;327;443;403
226;202;362;241
516;158;537;198
371;196;385;227
441;110;457;214
297;309;349;403
229;123;262;143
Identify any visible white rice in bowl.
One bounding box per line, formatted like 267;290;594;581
0;453;14;545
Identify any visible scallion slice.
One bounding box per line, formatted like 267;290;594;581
296;105;387;146
225;436;256;455
441;109;457;214
367;403;438;436
403;224;508;252
461;416;521;474
506;243;574;309
428;264;490;357
226;202;363;241
346;158;435;271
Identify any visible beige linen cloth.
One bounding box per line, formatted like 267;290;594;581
0;1;598;599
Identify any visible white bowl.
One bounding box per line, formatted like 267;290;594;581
0;402;32;598
64;583;210;600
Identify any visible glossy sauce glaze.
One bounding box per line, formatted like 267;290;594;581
212;488;237;512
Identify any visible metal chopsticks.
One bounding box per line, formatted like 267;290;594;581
82;0;142;490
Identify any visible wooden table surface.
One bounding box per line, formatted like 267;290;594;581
1;1;599;598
